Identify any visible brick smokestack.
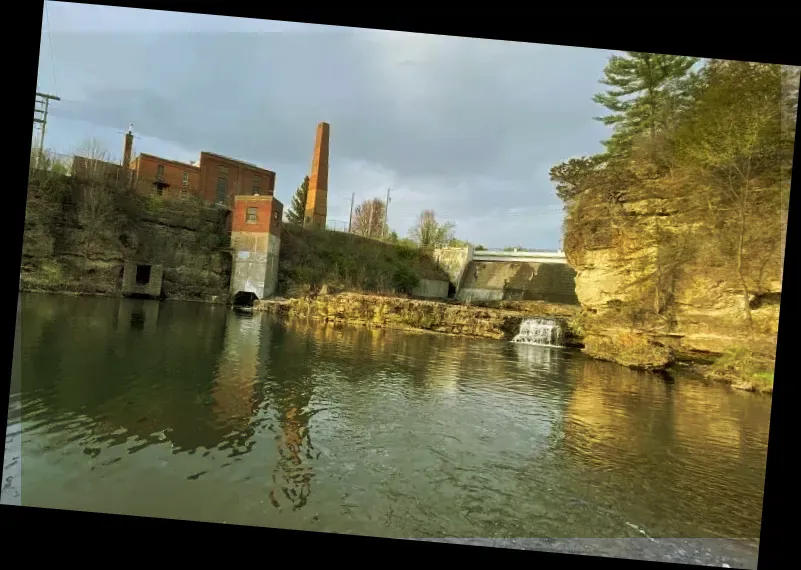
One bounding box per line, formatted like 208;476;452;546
122;124;134;171
304;122;330;230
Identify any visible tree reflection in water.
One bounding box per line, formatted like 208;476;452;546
264;323;321;512
269;406;316;510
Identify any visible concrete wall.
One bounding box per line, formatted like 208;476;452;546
433;246;474;294
230;233;281;300
412;278;449;299
121;263;164;298
457;260;579;305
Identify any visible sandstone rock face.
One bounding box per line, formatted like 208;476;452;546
568;197;782;369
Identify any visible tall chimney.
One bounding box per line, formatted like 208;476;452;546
122;124;134;171
304;122;330;230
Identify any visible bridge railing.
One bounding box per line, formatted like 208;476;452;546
473;250;568;264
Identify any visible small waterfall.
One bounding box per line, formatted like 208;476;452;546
512;318;564;347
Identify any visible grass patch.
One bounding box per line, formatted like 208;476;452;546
278;225;448;297
707;346;775;393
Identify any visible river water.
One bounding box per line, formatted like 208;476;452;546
4;293;771;542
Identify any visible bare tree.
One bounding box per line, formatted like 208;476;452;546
678;62;785;335
408;210;455;249
73;138;116;182
351;198;387;238
73;140;117;267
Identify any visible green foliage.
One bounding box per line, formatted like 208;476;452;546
708;346;775;392
286;176;309;225
277;225;448;297
549;155;604;203
351;197;388;238
553;57;791;334
447;238;472;248
408;210;455;249
593;52;699;156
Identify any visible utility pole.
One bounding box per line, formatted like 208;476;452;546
33;92;60;165
384;188;391;239
348;192;355;233
368;202;375;238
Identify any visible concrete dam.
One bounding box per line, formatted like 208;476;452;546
433;247;579;305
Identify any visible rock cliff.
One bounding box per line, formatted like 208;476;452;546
567;195;782;378
21;173;232;302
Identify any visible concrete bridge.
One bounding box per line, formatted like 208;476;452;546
433;246;578;305
472;249;569;264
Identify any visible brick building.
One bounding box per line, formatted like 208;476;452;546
128;146;276;209
230;195;283;302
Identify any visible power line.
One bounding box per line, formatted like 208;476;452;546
33;91;61;162
348;192;355;233
383;187;391;239
43;1;58;92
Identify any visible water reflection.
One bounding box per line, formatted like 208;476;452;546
260;321;319;511
560;358;769;538
211;311;261;438
9;294;772;540
117;299;160;333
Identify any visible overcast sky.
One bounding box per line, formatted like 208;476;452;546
35;2;613;249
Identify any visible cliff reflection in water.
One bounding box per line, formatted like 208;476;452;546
560;358;770;538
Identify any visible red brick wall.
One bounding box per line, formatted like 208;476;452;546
133;154;201;200
199;152;275;207
231;196;283;236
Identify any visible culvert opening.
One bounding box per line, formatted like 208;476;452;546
232;291;259;308
135;264;152;285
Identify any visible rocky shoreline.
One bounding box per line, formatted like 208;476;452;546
18;288;773;393
255;292;772;394
254;292;581;344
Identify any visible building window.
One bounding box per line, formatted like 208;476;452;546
246;207;258;223
216;176;227;204
252;176;261;195
274;211;279;221
153;185;163;197
156;164;164;181
219;165;228;175
182;172;189;187
180;189;188;201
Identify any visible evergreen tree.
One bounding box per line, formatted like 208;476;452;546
286;176;309;225
593;52;698;156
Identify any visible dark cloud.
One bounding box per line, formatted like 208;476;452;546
40;26;612;249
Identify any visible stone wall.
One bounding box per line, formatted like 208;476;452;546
259;293;579;341
20;173;232;302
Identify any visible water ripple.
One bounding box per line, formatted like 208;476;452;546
9;294;773;540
